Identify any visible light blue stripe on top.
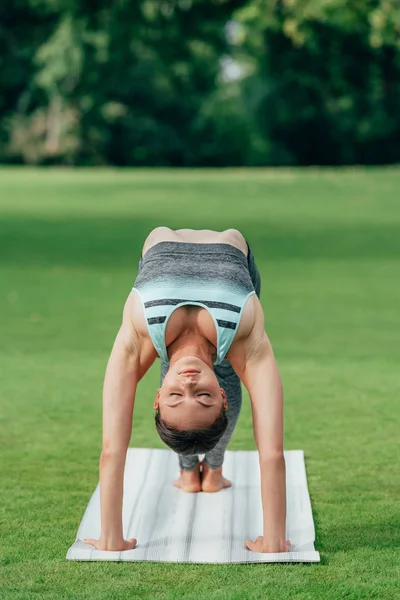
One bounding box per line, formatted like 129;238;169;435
132;286;256;366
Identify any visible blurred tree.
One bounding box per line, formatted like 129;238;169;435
1;0;248;165
77;0;249;166
233;0;400;164
1;0;400;165
0;0;59;162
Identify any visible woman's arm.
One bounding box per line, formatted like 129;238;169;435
240;331;289;553
229;298;289;553
84;295;150;551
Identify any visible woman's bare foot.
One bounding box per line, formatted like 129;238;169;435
173;461;202;493
200;460;232;493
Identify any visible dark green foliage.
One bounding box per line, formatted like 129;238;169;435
245;19;400;165
1;0;400;165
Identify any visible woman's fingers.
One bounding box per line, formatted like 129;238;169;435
245;537;263;551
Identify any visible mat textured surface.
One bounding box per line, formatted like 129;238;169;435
66;448;320;563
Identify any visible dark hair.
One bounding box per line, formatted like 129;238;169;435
154;406;228;455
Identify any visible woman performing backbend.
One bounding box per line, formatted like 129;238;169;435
84;227;290;554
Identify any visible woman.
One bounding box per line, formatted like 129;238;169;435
84;227;289;554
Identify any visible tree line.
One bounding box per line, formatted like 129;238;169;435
1;0;399;166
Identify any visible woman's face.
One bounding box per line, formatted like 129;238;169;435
154;356;227;430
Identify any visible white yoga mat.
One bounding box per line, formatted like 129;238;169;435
66;447;320;563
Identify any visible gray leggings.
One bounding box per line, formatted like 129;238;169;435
160;239;262;471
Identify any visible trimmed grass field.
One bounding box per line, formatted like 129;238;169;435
1;167;399;599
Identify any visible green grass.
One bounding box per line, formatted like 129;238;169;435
1;166;399;600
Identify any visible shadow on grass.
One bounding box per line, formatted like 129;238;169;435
1;215;400;268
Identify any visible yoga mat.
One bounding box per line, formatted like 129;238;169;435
66;448;320;563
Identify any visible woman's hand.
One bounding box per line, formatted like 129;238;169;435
83;536;137;551
245;536;290;553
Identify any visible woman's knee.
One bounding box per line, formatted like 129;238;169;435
246;241;261;298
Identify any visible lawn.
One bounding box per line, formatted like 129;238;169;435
0;167;399;600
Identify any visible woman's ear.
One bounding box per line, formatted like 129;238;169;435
220;388;228;409
154;389;161;409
